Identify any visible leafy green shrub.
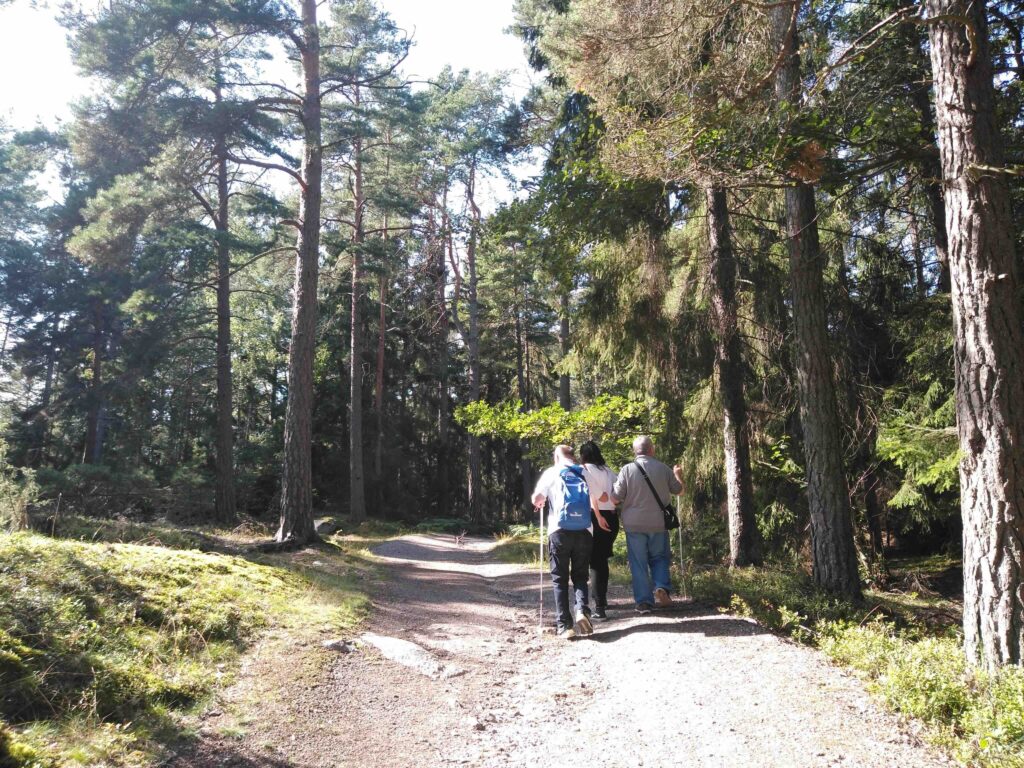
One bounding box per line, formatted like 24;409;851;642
456;395;666;468
819;621;900;671
693;565;855;633
964;666;1024;762
877;638;970;725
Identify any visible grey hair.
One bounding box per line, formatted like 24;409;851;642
632;435;654;456
554;444;576;462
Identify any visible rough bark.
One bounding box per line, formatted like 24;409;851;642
925;0;1024;669
374;133;393;516
32;342;56;468
375;263;386;515
558;293;571;410
773;6;860;599
277;0;321;544
705;186;760;567
515;304;532;513
349;116;367;524
864;466;885;556
466;169;483;522
436;199;451;514
909;29;952;293
84;302;106;465
213;73;236;523
0;312;10;366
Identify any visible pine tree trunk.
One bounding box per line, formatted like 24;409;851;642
925;0;1024;669
34;343;55;467
214;73;236;524
349;121;367;524
374;139;392;517
909;29;952;293
907;210;928;299
559;293;571;410
0;311;10;366
277;0;321;544
375;269;386;516
84;302;105;465
436;204;451;514
705;186;760;567
865;466;884;556
773;6;860;598
515;305;532;513
466;170;483;522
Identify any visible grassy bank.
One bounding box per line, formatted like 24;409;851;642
0;527;372;767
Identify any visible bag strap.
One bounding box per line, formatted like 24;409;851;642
633;460;668;509
562;466;586;483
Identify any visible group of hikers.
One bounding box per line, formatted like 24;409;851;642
531;435;684;639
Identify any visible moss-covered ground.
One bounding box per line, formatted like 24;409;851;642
0;520;377;767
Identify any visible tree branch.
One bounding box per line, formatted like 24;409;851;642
227;153;306;190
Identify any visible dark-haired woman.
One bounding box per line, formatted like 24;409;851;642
579;440;619;619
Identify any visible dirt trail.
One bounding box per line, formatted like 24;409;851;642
170;534;952;768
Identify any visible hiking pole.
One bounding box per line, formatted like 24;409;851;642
677;495;689;600
538;504;544;635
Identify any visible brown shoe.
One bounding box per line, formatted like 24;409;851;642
654;588;672;608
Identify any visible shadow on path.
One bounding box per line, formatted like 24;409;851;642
162;737;298;767
588;613;770;642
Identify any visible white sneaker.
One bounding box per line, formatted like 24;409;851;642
574;613;593;636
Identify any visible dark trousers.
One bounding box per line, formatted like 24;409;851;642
549;528;592;630
590;510;620;608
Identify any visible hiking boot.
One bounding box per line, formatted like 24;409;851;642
654;588;672;608
574;613;593;636
635;603;653;615
592;605;607;620
559;626;577;640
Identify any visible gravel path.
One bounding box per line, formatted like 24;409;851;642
168;534;952;768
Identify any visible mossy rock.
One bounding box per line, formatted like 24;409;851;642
0;631;42;721
0;723;45;768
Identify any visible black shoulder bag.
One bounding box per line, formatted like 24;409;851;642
633;461;680;531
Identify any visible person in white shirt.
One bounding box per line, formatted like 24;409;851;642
579;441;619;619
532;444;594;639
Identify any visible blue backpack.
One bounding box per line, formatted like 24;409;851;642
557;465;591;530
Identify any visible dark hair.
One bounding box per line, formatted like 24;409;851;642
578;441;606;468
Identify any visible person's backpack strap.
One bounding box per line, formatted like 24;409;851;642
565;466;585;483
